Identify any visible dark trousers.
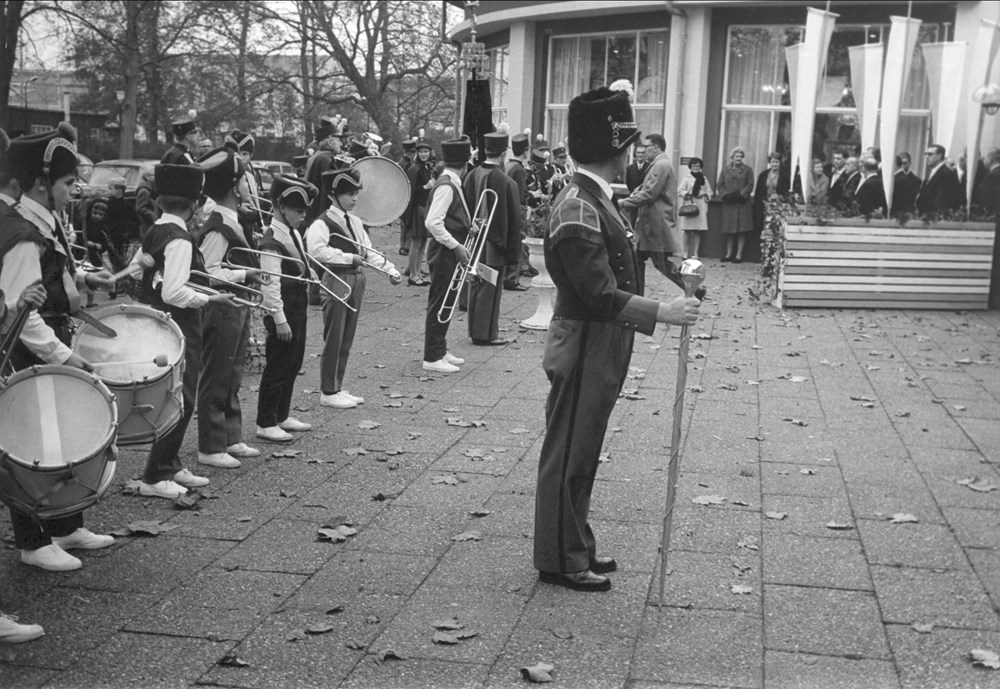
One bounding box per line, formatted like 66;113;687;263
320;269;365;394
636;250;674;294
256;290;307;427
423;241;458;362
144;306;201;483
8;315;87;549
467;264;505;342
198;301;250;453
534;319;634;574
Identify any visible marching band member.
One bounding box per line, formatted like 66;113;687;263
533;87;700;592
255;175;318;442
304;115;348;222
161;115;199;165
195;147;262;468
305;166;401;409
0;124;116;570
136;164;227;499
462;132;520;346
503;130;530;292
421;138;472;373
224;129;266;239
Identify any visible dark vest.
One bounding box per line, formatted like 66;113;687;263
319;213;360;261
161;144;193;165
140;220;207;308
259;230;307;298
0;202;72;316
430;175;470;244
196;211;258;295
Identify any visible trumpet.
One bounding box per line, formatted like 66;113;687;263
304;253;358;313
328;233;396;278
185;281;277;313
437;189;500;324
223;247;352;308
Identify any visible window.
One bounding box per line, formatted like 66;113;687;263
545;30;669;151
30;124;53;135
721;23;938;179
489;46;509;127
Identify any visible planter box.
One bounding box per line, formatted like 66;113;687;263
779;218;996;310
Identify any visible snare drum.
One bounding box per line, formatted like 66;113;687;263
0;365;118;520
72;303;185;445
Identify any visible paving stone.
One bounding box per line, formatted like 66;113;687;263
939;506;1000;550
632;607;762;688
653;549;761;614
886;624;1000;689
669;506;762;553
845;480;945;524
343;504;476;558
761;463;846;499
0;665;56;689
214;518;338;574
856;520;969;570
764;584;889;658
762;532;872;591
765;650;900;689
760;494;858;541
871;565;999;630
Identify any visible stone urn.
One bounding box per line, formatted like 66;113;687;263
520;237;555;330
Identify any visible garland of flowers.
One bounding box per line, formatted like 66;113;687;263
748;197;791;304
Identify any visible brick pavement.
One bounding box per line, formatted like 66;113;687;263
1;235;999;688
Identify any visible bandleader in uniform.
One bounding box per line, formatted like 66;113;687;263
533;86;701;592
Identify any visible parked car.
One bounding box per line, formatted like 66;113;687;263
254;160;294;195
74;158;157;241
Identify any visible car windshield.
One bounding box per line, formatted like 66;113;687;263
90;165;142;187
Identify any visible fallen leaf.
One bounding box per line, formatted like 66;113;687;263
432;618;463;630
799;468;816;475
110;520;179;537
358;420;381;430
825;522;853;531
406;432;423;440
969;648;1000;669
731;500;750;507
469;509;491;518
520;662;555;683
765;511;787;520
326;605;345;615
442;407;460;413
552;628;574;639
383;401;403;408
889;513;919;524
958;477;998;493
372;491;401;501
387;392;406;399
342;446;369;456
598;452;611;463
451;531;482;542
691;494;726;506
464;449;487;458
783;417;809;427
737;535;760;551
306;623;335;635
235;516;253;522
285;630;308;642
687;385;704;393
374;648;406;662
317;524;357;542
272;448;303;458
953;404;967;411
510;428;530;434
446;417;472;427
432;631;460;645
912;623;934;634
431;475;460;485
345;640;365;650
218;654;250;667
850;395;875;402
730;584;753;595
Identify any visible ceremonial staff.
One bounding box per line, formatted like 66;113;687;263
658;258;706;607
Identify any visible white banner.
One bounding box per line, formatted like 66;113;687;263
879;16;922;215
848;43;885;153
965;20;1000;212
922;42;968;162
787;7;838;205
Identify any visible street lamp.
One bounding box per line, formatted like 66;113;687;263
973;83;1000;116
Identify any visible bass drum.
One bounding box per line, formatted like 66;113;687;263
350;156;411;227
0;365;118;519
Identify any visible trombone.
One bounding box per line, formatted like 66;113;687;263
437;189;499;324
184;281;277;313
188;269;276;314
303;252;358;312
223;246;353;309
327;233;396;278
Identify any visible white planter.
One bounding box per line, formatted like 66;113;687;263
520;237;555;330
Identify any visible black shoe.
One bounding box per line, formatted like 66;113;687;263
732;257;743;264
520;268;538;277
538;569;611;592
720;256;733;263
399;248;409;256
504;283;529;292
589;556;617;574
471;338;511;346
408;277;430;287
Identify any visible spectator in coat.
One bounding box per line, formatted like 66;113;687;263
840;157;862;210
751;152;791;238
827;150;849;207
716;146;755;263
915;144;964;216
807;158;829;206
891;152;920;216
972;147;1000;218
855;157;887;216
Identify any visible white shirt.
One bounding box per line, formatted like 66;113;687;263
424;168;470;250
157;213;210;309
201;206;248;284
305;205;396;273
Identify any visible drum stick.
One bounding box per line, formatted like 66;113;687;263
91;354;169;368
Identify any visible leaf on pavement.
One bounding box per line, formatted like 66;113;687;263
912;623;934;634
465;448;487;458
111;520;180;537
432;617;463;630
285;629;308;642
691;494;726;506
383;401;403;408
306;623;335;635
958;477;998;493
342;446;369;456
345;640;365;650
969;648;1000;669
510;428;530;434
799;468;816;475
783;417;809;426
520;662;555;683
825;521;854;531
432;631;460;645
737;535;760;551
446;417;472;427
469;509;491;518
451;530;482;542
765;511;787;520
889;513;919;524
218;653;250;667
272;449;303;458
374;648;407;662
730;584;753;595
317;524;356;542
552;628;574;639
358;420;381;430
431;475;462;485
406;432;423;440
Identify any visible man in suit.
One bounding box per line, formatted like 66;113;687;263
533;85;700;593
162;116;200;165
838;157;862;210
916;144;963;216
620;133;680;291
891;152;920;216
827;150;849;206
855;157;887;216
624;140;648;193
972;147;1000;218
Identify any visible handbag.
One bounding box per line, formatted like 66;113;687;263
678;203;700;217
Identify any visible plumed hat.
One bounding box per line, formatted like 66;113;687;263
316;115;347;142
530;149;547;165
224;129;254;154
322;166;363;196
7;122;79;183
534;133;550;151
511;128;530;156
483;132;508;156
270;174;317;209
567;86;639;164
171;115;197;139
402;138;416;154
551;145;567;158
347;139;370;158
440;138;472;165
154;164;204;200
198;146;246;199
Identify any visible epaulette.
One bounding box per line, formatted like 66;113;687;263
549;186;603;244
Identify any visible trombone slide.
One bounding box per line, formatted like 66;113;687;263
329;233;395;278
185;282;277;313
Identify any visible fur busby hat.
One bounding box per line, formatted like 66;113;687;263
7;122;79;184
322;167;363;197
171;115;197;139
511;128;530;157
198;147;246;199
316;115;347;142
568;85;639;164
440;138;472;166
224;129;255;154
483;132;508;156
402;138;417;154
347;139;370;159
270;174;317;209
154;164;204;201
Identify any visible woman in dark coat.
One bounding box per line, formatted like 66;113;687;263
751;152;792;246
715;146;755;263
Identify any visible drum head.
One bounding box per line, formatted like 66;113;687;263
0;366;116;468
72;304;185;383
351;157;410;227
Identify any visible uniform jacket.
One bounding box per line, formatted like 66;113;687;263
546;172;659;334
504;159;528;206
462;162;522;266
620;152;679;253
161;143;194;165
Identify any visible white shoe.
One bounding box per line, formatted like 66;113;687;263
256;425;293;443
320;392;357;409
341;391;365;405
0;613;44;643
198;452;242;468
443;352;465;366
173;468;210;488
138;479;189;499
20;544;81;571
226;442;260;458
51;528;114;550
422;359;460;373
278;417;312;432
